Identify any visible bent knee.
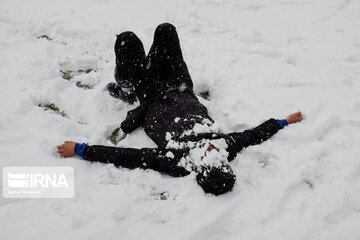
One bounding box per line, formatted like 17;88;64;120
115;31;140;47
155;23;177;36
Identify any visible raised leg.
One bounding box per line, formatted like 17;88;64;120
114;31;145;86
110;31;147;103
112;24;194;104
145;23;194;96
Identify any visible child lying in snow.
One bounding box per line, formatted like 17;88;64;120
58;23;303;195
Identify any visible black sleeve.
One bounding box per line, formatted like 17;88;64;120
82;145;190;177
120;107;146;134
120;100;153;134
225;118;282;161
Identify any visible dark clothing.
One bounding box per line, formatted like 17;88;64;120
118;23;212;148
84;146;190;177
83;119;282;176
121;91;213;148
83;23;283;177
144;92;212;148
115;23;193;104
114;32;146;89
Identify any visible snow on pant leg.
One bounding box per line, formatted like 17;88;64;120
114;31;161;103
146;23;194;95
114;31;152;98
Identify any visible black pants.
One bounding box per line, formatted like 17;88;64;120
114;23;194;103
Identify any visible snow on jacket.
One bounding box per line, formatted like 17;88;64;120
82;92;282;176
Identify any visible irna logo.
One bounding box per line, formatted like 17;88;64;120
8;172;69;188
3;167;74;198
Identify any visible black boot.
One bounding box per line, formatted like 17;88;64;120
107;82;137;104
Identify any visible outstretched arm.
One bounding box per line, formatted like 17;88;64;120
57;142;190;177
226;112;303;159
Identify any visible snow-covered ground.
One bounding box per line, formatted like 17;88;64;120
1;0;360;239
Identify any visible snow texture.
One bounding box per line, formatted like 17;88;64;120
1;0;360;239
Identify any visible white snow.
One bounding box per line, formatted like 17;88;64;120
165;151;174;159
1;0;360;239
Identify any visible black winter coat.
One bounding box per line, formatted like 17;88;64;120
83;92;282;176
121;92;213;148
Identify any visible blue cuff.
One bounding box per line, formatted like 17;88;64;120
74;143;86;158
276;119;288;129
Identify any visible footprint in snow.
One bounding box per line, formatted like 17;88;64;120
59;59;99;89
